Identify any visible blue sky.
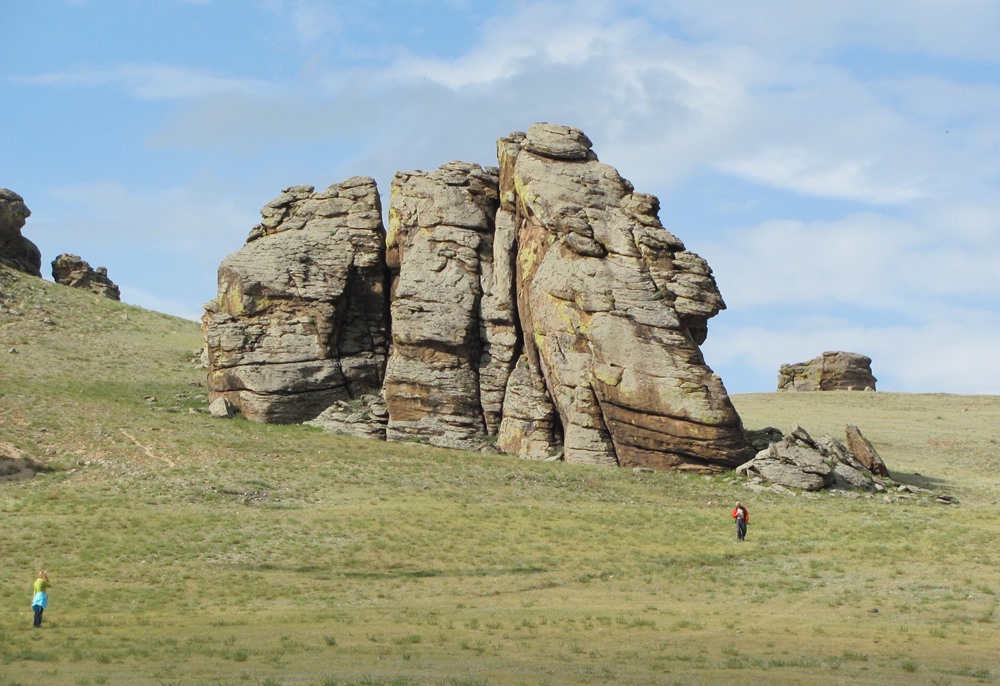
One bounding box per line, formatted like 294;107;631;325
3;0;999;394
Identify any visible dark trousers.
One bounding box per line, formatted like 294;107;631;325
736;518;747;540
33;604;44;627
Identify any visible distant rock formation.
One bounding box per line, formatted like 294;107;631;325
202;177;389;423
204;124;753;472
51;253;121;300
778;351;876;391
0;189;41;277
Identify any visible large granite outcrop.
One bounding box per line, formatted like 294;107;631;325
0;189;41;277
202;177;389;423
204;124;753;472
778;351;876;391
51;253;121;300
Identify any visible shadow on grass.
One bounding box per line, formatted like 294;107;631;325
0;455;54;483
890;470;951;490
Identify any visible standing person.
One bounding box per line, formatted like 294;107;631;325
732;502;749;541
32;570;50;628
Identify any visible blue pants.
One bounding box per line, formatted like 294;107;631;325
33;604;44;627
736;518;747;540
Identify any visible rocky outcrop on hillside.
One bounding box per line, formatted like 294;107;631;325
202;177;389;423
51;253;121;300
203;124;753;471
0;189;41;278
778;351;876;391
737;424;957;503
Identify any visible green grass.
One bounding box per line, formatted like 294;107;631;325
1;265;999;684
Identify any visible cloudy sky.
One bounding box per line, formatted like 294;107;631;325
3;0;999;394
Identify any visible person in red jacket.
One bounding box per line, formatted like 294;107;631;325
732;502;749;541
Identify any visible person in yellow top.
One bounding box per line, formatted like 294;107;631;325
32;570;50;628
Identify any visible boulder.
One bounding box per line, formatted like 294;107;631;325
208;396;237;418
845;423;890;477
0;189;41;277
202;177;389;423
778;351;877;391
51;253;121;300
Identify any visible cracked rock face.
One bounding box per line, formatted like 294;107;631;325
203;124;752;472
202;177;389;423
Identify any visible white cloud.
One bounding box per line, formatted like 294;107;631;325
719;148;920;205
18;64;276;100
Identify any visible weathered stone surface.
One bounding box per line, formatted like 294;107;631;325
51;253;121;300
383;162;502;449
0;189;41;277
845;423;890;477
202;177;388;423
778;351;877;391
499;124;750;471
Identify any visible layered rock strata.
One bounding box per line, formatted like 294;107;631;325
202;178;388;422
0;189;41;277
51;253;121;300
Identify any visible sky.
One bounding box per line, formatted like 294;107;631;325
3;0;999;395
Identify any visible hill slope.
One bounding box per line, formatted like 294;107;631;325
1;265;998;685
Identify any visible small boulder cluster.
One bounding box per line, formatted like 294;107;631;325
738;424;957;504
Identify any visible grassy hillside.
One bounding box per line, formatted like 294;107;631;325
1;265;998;685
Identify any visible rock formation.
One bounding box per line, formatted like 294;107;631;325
738;425;881;492
496;124;749;470
736;424;955;503
51;253;121;300
0;189;41;277
777;351;876;391
202;177;389;423
203;124;753;472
